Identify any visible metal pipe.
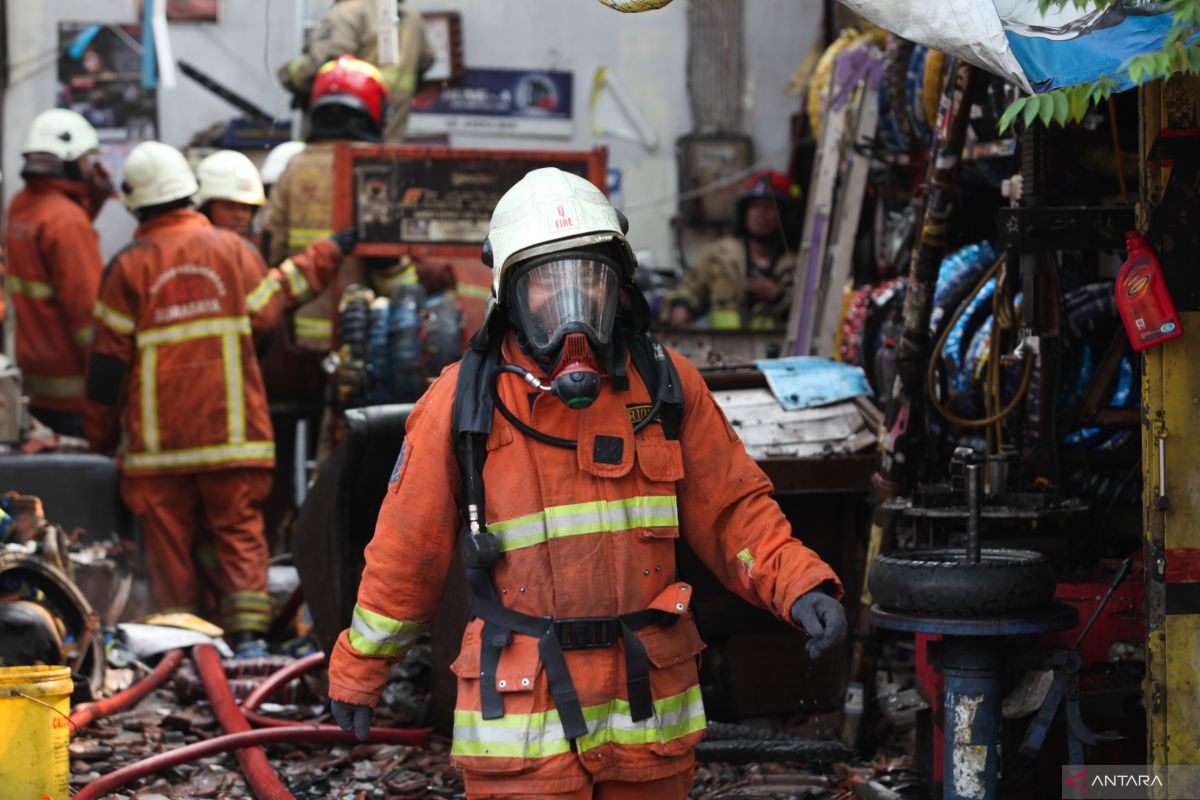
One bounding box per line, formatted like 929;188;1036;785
194;644;293;799
69;649;185;731
73;725;431;800
941;638;1002;800
965;463;981;564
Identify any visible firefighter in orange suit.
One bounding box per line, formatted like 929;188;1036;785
327;168;848;798
84;141;355;656
5;109;115;436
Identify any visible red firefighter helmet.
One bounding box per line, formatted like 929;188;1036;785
734;169;802;236
310;56;388;126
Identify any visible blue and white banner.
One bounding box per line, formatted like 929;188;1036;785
409;68;574;138
840;0;1179;94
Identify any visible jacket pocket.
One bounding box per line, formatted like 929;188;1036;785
634;437;684;541
632;613;708;756
450;622;553;776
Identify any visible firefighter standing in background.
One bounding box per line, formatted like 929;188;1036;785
193;150;266;243
5;109;115;436
326;168;847;798
84;141;355;655
666;170;801;331
278;0;434;143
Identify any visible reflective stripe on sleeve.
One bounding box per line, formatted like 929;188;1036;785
488;496;679;554
245;274;283;314
347;604;428;657
95;300;136;334
278;259;313;304
8;275;55;300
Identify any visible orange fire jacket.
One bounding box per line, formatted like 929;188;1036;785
84;209;342;473
5;178;105;411
328;332;843;794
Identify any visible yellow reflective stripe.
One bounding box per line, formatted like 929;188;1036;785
72;325;95;346
451;685;705;759
221;590;271;612
294;316;332;338
246;274;283;314
379;66;417;92
8;275;55;300
141;346;160;452
488;496;679;553
95;300;135;334
124;441;275;471
223;332;244;445
23;374;84;399
279;259;313;303
736;547;755;572
710;310;741;329
348;604;428;657
457;283;492;300
223;612;270;633
138;316;251;348
287;228;331;248
748;314;778;331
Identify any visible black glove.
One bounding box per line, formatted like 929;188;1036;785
330;699;373;741
790;589;848;660
331;226;359;256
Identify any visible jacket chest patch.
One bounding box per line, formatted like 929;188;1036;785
593;435;624;465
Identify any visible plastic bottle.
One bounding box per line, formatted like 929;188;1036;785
1115;232;1183;351
389;283;426;402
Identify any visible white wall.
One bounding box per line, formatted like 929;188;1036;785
5;0;821;266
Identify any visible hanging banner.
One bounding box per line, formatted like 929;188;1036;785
409;68;574;138
58;23;159;173
839;0;1177;93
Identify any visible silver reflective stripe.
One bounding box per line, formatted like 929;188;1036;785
488;496;680;553
279;259;311;303
123;441;275;470
347;604;427;657
451;685;706;759
141;346;159;452
223;332;244;444
137;316;251;347
245;274;282;313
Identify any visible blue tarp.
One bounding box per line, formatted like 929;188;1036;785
754;357;872;411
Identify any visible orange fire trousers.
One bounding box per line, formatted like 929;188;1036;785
120;469;273;634
464;766;693;799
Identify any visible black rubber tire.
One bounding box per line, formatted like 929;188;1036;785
868;548;1056;616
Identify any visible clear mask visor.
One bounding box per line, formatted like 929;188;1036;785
512;257;620;353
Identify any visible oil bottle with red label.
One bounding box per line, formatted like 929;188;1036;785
1115;232;1183;351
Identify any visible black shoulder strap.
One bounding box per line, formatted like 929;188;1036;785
628;332;685;440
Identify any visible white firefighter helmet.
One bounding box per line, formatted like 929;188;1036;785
22;109;100;161
193;150;265;208
259;141;306;187
120;141;200;211
485;167;634;302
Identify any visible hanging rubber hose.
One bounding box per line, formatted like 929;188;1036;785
73;725;431;800
242;651;325;714
69;648;186;731
194;643;293;800
927;256;1035;428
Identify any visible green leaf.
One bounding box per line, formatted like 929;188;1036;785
998;97;1026;133
1038;92;1056;126
1024;95;1042;127
1068;85;1091;123
1129;59;1146;86
1051;91;1070;125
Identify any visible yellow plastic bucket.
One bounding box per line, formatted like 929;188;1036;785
0;665;73;800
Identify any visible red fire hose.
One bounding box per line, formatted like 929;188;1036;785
241;651;325;713
69;648;186;731
194;643;293;799
73;725;431;800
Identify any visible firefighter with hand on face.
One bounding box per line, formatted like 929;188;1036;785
193;150;266;243
667;170;801;331
327;168;847;798
83;141;357;657
278;0;434;143
5;109;115;436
